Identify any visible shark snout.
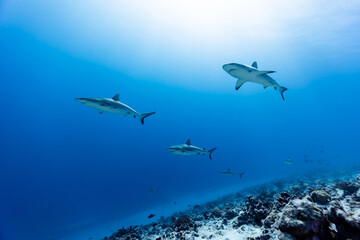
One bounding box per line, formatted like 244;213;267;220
222;64;237;73
75;98;87;103
167;146;178;153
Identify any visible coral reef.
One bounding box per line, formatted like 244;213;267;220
104;171;360;240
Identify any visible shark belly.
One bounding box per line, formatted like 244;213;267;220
96;101;139;116
253;76;272;86
168;145;207;156
105;106;137;116
88;103;131;115
230;69;262;85
228;68;276;87
174;150;205;156
173;150;196;156
259;75;282;89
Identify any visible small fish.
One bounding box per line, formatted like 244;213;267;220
148;187;159;193
283;157;294;164
148;214;155;219
167;139;216;160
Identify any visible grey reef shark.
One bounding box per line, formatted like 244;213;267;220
75;93;155;124
283;157;294;165
222;61;288;100
167;139;216;160
218;169;245;178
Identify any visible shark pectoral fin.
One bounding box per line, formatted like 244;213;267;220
112;93;120;101
251;61;258;68
256;70;276;76
235;79;246;90
186;139;191;145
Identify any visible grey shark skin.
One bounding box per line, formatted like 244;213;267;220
75;93;155;125
218;169;245;178
167;139;216;160
222;61;287;100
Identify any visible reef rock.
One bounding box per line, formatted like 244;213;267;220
356;174;360;184
211;207;223;218
277;198;331;239
233;210;248;228
224;209;238;220
310;190;331;204
108;225;142;240
174;216;194;232
335;182;360;196
327;198;360;239
276;192;291;208
263;211;278;228
277;232;297;240
245;196;271;225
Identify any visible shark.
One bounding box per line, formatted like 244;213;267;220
222;61;288;100
75;93;155;124
167;139;216;160
283;157;294;165
218;169;245;178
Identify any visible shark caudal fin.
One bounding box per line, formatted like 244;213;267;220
208;147;217;160
278;86;288;101
139;112;155;125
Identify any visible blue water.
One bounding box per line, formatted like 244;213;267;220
1;1;360;239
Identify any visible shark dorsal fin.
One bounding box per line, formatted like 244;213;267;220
186;139;191;145
112;93;120;101
251;61;258;68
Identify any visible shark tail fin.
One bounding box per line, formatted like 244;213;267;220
208;147;217;160
139;112;155;125
278;86;288;101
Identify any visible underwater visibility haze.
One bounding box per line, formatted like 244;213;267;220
1;0;360;239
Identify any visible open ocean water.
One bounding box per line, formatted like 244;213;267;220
1;1;360;239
